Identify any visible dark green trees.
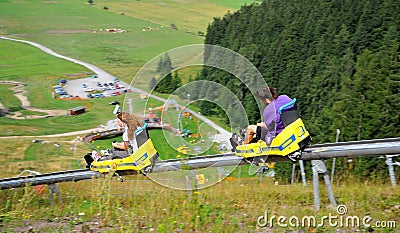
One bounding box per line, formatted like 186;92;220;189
200;0;400;143
153;53;182;94
199;0;400;181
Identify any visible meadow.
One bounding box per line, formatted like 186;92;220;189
0;0;258;87
0;176;399;232
0;0;247;174
0;0;248;135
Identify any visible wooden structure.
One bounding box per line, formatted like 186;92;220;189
69;106;86;115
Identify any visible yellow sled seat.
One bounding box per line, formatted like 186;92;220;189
235;118;311;159
236;98;311;159
90;123;158;173
90;139;157;173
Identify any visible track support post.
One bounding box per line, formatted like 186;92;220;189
49;184;63;205
311;160;337;211
299;160;307;186
386;155;400;187
186;170;202;200
291;161;307;186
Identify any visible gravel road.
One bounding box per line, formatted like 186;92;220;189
0;36;232;144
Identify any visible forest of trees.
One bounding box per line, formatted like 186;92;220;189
151;0;399;181
153;53;182;94
194;0;399;181
199;0;399;143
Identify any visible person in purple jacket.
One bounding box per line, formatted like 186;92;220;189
233;87;294;147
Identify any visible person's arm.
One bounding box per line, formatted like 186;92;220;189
112;141;129;150
257;122;266;128
112;128;130;150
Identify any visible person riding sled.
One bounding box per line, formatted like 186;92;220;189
231;87;295;149
84;111;144;166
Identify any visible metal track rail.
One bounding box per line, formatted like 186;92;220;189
0;169;98;190
153;137;400;171
302;137;400;160
152;154;246;173
1;137;400;190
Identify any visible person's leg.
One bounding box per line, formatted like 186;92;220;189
243;125;258;144
230;124;258;151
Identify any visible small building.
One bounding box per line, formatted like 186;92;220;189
69;106;86;115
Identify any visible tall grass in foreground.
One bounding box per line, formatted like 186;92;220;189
1;176;399;232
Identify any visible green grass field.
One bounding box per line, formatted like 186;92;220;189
95;0;261;35
0;0;259;85
0;177;399;232
0;0;249;136
0;84;22;112
0;0;253;135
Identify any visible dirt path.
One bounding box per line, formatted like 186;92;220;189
0;81;66;119
0;36;231;143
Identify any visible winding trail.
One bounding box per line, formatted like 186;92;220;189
0;36;231;143
0;81;66;119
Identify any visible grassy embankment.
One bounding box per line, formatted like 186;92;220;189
0;177;399;232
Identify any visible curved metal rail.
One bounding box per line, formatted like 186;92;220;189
1;137;400;190
302;137;400;160
0;169;98;190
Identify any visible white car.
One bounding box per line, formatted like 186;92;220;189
84;87;94;92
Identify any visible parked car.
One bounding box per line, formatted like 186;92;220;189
82;84;87;88
84;88;94;92
109;101;120;105
92;93;104;98
59;79;68;84
56;90;67;95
